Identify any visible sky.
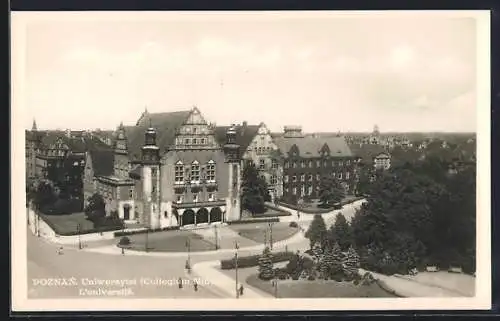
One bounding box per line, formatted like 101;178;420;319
15;12;482;133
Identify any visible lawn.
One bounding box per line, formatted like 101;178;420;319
126;230;216;252
229;222;299;244
40;212;95;235
278;196;364;214
246;274;397;298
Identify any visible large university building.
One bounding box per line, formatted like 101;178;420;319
274;126;357;203
83;107;242;229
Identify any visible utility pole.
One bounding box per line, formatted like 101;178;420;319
273;276;279;298
235;241;239;299
145;228;149;252
77;223;82;250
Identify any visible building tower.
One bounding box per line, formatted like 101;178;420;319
32;119;37;131
141;122;161;229
224;124;242;222
113;122;130;179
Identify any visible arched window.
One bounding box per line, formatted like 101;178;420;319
206;160;216;182
175;161;184;183
191;161;200;182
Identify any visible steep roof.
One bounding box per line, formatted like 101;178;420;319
214;124;260;153
349;144;389;164
123;110;192;160
274;135;353;158
89;150;115;177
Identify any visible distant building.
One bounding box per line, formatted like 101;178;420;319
274;126;357;203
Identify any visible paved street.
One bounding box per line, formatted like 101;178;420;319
27;231;223;299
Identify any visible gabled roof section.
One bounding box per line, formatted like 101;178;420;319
123;109;192;160
274;135;353;158
89;149;115;177
214;123;260;152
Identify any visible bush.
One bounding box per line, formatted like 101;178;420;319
307;275;316;281
291;273;300;280
289;221;299;228
220;251;294;270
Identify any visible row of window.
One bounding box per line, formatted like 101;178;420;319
176;192;216;203
183;137;208;145
284;184;350;196
284;159;351;169
174;160;216;183
284;171;351;183
258;158;280;170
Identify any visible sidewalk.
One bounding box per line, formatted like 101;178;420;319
191;260;273;298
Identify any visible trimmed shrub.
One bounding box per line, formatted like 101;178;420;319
307;274;316;281
289;221;299;228
291;273;300;280
258;247;275;280
220;251;294;270
114;226;180;237
118;236;131;246
226;218;280;225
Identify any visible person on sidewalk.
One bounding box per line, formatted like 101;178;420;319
239;284;244;296
57;246;64;255
193;280;198;292
178;277;183;289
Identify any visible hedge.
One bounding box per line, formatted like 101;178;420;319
226;217;280;225
39;217;125;236
220;251;294;270
276;197;364;214
40;198;83;215
114;225;180;237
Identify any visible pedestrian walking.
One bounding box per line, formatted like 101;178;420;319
178;277;183;289
57;246;64;255
193;280;198;292
239;284;244;296
121;247;125;255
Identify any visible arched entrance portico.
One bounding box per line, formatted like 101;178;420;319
182;209;195;226
209;207;222;223
196;208;209;224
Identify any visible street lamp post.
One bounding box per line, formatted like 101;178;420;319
185;238;191;273
145;228;149;252
214;224;219;250
268;222;274;250
272;276;279;298
77;223;82;250
235;241;239;299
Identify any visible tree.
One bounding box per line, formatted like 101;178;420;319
343;246;360;277
33;180;57;210
318;175;345;208
258;247;275;280
328;213;352;251
305;214;327;249
241;162;271;215
85;193;106;221
311;241;324;263
320;242;343;279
